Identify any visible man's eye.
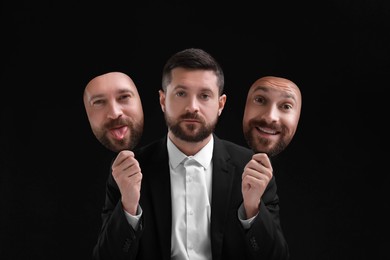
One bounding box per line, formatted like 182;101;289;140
200;94;210;100
176;91;186;97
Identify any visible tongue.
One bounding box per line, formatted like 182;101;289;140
110;126;128;140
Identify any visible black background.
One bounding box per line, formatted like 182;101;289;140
1;1;389;259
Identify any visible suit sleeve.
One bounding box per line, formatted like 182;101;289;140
92;170;143;260
244;177;290;259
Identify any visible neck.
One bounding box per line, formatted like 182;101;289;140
168;132;212;156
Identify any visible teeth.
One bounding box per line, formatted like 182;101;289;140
257;127;276;135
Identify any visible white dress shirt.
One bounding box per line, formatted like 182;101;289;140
168;136;213;260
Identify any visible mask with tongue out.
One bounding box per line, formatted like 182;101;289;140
83;71;144;153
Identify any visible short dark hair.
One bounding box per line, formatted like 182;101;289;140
161;48;224;95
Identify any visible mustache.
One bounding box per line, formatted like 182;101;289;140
104;118;129;129
249;119;282;132
180;112;201;120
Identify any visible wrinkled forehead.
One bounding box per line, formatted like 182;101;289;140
250;77;301;101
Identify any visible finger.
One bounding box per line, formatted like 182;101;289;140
244;158;267;173
112;150;135;167
128;171;143;181
243;166;264;180
243;172;270;189
252;153;272;170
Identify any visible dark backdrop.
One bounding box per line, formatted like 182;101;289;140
1;1;389;259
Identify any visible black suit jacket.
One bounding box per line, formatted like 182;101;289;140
93;134;289;259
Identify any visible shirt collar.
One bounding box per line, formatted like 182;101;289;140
167;135;214;170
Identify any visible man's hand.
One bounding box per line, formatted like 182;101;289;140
112;150;142;215
242;153;273;218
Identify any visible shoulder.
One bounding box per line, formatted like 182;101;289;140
134;136;167;161
221;139;252;154
213;134;253;161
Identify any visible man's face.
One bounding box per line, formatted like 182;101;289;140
159;68;226;143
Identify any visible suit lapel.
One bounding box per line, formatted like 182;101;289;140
210;135;236;260
144;138;172;260
143;135;238;260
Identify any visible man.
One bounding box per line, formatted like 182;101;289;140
93;49;289;259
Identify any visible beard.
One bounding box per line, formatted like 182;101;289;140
164;111;217;142
94;118;143;153
243;119;289;157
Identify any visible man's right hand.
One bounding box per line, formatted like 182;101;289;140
111;150;142;215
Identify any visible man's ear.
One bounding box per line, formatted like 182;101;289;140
159;90;166;112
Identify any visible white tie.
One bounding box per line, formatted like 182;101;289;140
183;157;211;260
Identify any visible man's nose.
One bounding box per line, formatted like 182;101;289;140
186;96;200;113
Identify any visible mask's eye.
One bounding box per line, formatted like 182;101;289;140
281;103;293;111
91;99;106;107
254;96;265;105
118;94;131;102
